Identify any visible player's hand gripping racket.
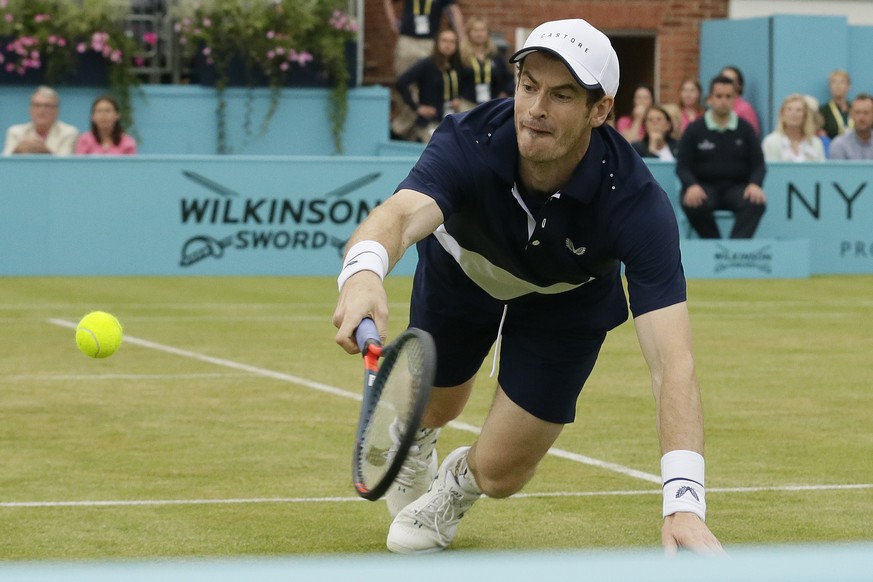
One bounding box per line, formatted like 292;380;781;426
352;317;436;500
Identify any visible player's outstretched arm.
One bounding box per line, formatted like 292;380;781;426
634;302;725;555
333;189;443;354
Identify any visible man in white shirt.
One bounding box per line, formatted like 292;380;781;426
3;86;79;155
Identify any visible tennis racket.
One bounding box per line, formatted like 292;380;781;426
352;317;436;500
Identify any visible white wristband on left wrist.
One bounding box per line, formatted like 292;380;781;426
661;450;706;521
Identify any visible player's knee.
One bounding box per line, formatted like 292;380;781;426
472;464;533;498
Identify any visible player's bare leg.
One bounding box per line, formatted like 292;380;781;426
387;386;564;553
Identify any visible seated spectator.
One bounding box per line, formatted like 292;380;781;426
828;93;873;160
806;97;832;157
678;77;704;135
457;16;513;111
631;104;679;161
395;28;462;143
676;75;766;239
75;95;137;155
616;85;653;142
761;94;825;162
719;65;760;134
3;86;78;155
819;69;852;139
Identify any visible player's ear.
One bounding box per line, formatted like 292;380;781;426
589;96;614;128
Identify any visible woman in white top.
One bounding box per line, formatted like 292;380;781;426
762;94;826;162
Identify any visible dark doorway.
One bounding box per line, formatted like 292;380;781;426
610;35;656;120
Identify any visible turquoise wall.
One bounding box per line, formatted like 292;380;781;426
0;84;390;156
1;156;871;277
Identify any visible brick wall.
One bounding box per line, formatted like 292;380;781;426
364;0;729;107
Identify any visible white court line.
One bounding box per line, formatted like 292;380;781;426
3;484;872;509
48;318;661;483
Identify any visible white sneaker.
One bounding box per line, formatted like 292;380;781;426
387;446;481;554
385;421;440;518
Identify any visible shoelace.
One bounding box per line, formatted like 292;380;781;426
413;483;467;540
393;444;430;488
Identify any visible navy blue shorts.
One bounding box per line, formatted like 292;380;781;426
409;262;606;424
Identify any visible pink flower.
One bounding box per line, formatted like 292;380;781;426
48;35;58;45
4;13;13;23
33;13;49;23
5;63;14;72
134;56;145;66
266;31;275;40
77;42;87;53
202;17;211;27
110;50;123;63
279;62;289;71
267;50;275;59
57;38;66;47
143;32;158;45
202;47;211;56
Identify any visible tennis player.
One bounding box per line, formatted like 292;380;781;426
334;18;723;555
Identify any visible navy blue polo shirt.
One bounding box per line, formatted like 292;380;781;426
396;98;686;333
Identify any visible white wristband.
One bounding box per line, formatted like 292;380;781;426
661;450;706;521
337;241;389;292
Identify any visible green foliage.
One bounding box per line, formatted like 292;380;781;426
0;0;140;128
173;0;357;153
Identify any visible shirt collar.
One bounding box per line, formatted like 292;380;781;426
704;109;739;131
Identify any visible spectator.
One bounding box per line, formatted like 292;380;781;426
819;69;853;139
3;86;78;155
632;104;680;161
678;78;704;135
75;96;137;155
384;0;463;140
761;94;825;162
805;96;832;157
616;85;653;142
457;16;512;111
395;29;462;144
828;93;873;160
676;75;766;239
719;65;760;134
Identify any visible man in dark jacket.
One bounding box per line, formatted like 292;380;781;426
675;75;767;239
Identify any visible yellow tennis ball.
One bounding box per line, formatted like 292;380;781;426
76;311;123;359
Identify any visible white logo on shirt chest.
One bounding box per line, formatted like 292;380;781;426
566;238;586;256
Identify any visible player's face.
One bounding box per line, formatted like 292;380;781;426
514;52;611;165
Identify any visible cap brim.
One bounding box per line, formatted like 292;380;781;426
509;46;602;92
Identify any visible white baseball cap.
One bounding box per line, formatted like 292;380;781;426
510;19;620;97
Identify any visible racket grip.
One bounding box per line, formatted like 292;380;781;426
355;317;381;353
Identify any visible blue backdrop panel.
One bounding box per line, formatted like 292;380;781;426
847;26;873;98
700;17;772;132
2;157;872;276
0;85;390;156
770;15;848;123
0;156;417;276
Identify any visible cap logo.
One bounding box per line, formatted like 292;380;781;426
541;31;590;52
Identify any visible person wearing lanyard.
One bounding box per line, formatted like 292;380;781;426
458;16;513;112
819;69;853;140
385;0;464;141
395;29;462;143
